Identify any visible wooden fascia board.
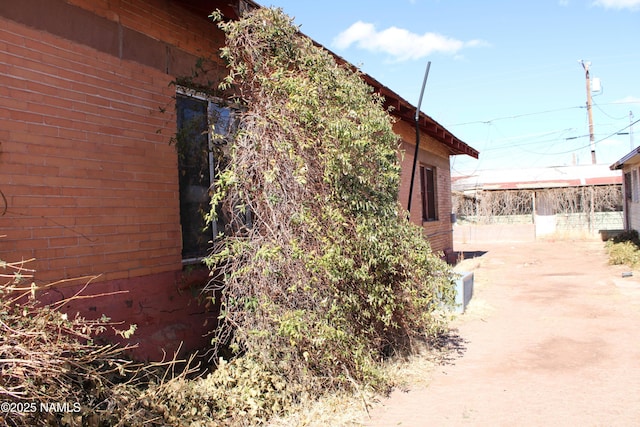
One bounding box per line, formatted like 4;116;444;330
376;87;478;159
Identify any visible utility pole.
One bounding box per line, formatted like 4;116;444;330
631;111;635;150
580;60;596;164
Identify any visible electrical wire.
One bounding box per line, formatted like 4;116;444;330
481;128;576;152
448;106;584;127
448;99;637;129
527;118;640;156
594;101;631;120
451;102;638;171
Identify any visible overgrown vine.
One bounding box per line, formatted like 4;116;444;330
204;7;455;393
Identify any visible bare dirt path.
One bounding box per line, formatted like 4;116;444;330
364;239;640;426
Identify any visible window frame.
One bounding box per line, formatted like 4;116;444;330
419;164;438;222
176;87;237;264
633;168;640;203
625;171;633;202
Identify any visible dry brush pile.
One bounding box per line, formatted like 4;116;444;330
0;257;299;426
0;258;137;426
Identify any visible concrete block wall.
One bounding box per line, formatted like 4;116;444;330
556;212;624;233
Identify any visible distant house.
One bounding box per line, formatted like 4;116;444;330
0;0;477;360
610;147;640;233
453;164;623;241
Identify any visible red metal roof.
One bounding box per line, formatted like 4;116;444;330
453;164;622;192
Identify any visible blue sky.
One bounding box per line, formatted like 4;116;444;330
262;0;640;174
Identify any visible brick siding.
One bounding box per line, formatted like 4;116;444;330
0;15;183;283
0;1;229;359
394;119;454;257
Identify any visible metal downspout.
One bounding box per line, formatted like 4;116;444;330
407;61;431;213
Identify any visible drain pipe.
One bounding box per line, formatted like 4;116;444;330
407;61;431;213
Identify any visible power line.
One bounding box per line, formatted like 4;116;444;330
595;117;640;146
448;105;585;127
593;101;631;120
481;128;576;152
528;117;640;156
447;100;638;128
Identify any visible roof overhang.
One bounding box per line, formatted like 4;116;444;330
610;147;640;170
171;0;260;21
367;75;479;159
324;53;479;159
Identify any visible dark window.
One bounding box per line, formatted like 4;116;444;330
176;94;232;261
625;171;632;201
420;165;438;221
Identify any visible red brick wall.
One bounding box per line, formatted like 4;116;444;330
66;0;225;59
394;119;454;257
0;1;228;359
0;15;180;283
0;0;230;282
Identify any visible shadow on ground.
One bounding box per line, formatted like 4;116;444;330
454;251;488;265
429;329;468;366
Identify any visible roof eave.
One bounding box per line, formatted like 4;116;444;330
610;147;640;170
359;72;479;159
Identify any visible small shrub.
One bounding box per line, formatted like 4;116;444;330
606;229;640;268
607;240;640;267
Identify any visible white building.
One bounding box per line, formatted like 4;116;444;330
611;147;640;233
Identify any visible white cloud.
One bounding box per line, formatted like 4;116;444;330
613;96;640;104
332;21;487;61
592;0;640;10
599;136;625;146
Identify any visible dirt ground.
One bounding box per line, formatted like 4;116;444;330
363;238;640;426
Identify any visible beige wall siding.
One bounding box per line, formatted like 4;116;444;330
621;165;640;233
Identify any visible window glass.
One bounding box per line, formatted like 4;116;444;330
420;165;438;221
176;95;234;260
